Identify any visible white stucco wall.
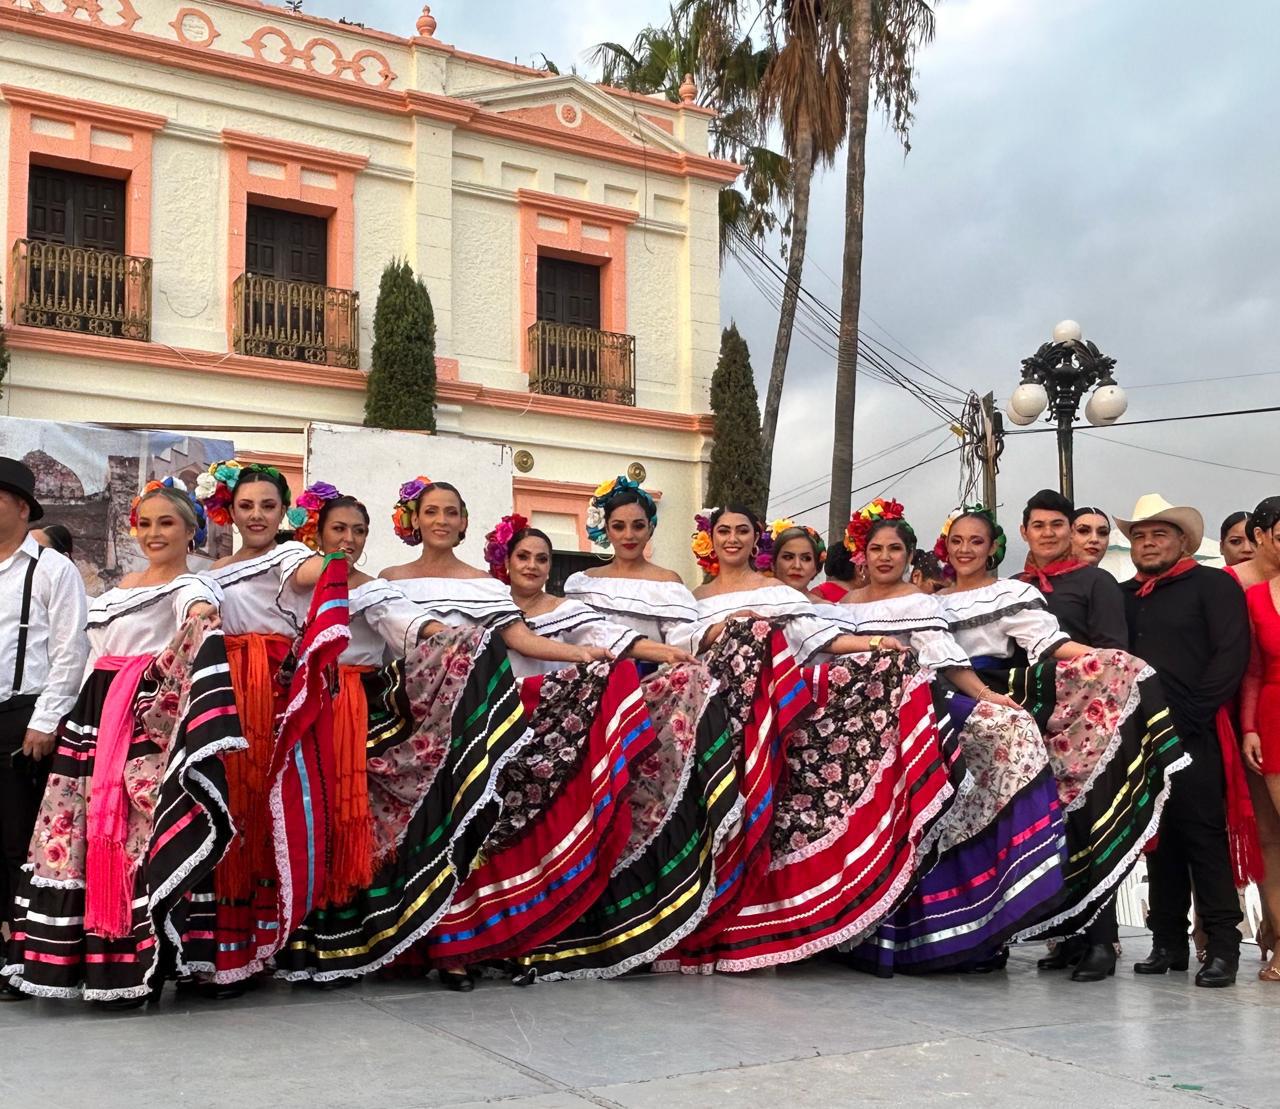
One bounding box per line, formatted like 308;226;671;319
0;0;726;577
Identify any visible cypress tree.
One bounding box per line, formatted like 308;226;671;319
363;258;437;430
705;323;768;514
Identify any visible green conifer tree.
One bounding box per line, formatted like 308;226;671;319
705;323;768;515
363;258;437;430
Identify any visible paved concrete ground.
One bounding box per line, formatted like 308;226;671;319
2;933;1275;1108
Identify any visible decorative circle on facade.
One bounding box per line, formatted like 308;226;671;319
626;461;647;483
170;7;219;48
557;103;581;128
513;449;535;473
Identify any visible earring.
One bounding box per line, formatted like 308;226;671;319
357;552;368;568
986;555;997;570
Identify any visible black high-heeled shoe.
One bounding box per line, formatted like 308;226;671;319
1070;944;1117;982
439;969;475;993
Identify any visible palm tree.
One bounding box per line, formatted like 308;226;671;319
756;0;848;498
827;0;937;541
592;5;789;253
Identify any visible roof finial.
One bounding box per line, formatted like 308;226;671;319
416;5;438;38
678;72;697;104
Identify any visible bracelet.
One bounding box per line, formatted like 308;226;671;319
868;636;883;650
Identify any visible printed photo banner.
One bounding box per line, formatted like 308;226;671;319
0;415;234;595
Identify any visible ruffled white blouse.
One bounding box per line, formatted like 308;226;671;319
824;591;970;671
563;571;698;646
278;576;436;666
393;575;523;631
938;579;1069;664
509;599;644;680
85;574;221;673
205;542;312;638
690;585;840;667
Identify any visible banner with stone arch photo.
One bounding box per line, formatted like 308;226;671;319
0;415;233;596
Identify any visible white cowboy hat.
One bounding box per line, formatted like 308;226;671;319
1115;493;1204;553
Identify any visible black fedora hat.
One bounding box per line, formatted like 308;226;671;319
0;457;44;522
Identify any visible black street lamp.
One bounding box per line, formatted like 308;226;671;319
1004;320;1128;501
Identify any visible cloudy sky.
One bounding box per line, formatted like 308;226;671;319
311;0;1280;561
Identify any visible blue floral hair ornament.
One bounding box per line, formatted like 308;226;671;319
586;474;658;549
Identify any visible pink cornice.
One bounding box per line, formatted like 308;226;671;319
0;84;167;131
220;128;370;171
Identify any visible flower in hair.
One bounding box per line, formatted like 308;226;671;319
131;476;208;548
844;498;905;564
934;504;1006;569
691;509;718;576
392;475;434;546
196;459;291;527
764;518;827;572
292;481;343;551
586;474;658;549
483;513;530;583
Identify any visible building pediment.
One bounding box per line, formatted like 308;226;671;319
462;75;688;157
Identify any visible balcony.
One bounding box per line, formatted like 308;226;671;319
10;238;151;341
527;320;636;406
232;273;359;369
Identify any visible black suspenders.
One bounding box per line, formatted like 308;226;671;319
11;545;42;696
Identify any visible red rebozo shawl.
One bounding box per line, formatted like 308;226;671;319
267;554;351;954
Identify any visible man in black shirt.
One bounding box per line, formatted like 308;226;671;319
1118;494;1249;987
1015;489;1129;981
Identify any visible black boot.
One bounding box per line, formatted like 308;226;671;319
1070;944;1117;982
1133;945;1190;975
1037;936;1085;970
1194;956;1237;988
439;969;475;993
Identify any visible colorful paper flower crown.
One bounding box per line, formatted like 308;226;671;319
483;512;530;584
130;477;208;547
392;475;437;546
691;508;769;577
586;475;658;549
194;459;299;529
933;504;1007;568
763;518;827;572
292;481;342;551
843;498;906;565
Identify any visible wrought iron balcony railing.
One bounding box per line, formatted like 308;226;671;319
10;238;151;341
232;273;359;369
527;320;636;406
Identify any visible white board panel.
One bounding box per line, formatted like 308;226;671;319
305;423;512;575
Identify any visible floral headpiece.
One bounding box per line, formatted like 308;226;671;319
933;504;1007;569
762;518;827;572
392;475;438;546
691;507;769;577
292;481;342;551
194;460;297;529
843;498;906;565
585;475;658;549
130;477;208;547
483;513;530;583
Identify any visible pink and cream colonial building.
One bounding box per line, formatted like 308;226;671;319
0;0;736;571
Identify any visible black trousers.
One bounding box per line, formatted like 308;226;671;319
1147;732;1242;962
0;702;46;929
1085;899;1119;946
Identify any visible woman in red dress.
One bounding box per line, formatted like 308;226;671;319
1240;497;1280;980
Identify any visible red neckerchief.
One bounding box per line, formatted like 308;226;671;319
1133;557;1198;597
1015;556;1086;594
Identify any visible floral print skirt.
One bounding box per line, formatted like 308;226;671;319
4;626;241;1000
425;658;656;968
999;649;1190;939
672;648;955;973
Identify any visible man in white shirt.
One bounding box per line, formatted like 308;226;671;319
0;457;87;996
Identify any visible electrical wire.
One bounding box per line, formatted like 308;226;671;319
1075;431;1280;479
1005;404;1280;434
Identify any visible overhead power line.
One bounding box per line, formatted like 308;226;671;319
1005;404;1280;435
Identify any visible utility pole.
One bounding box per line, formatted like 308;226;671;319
979;391;1002;524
